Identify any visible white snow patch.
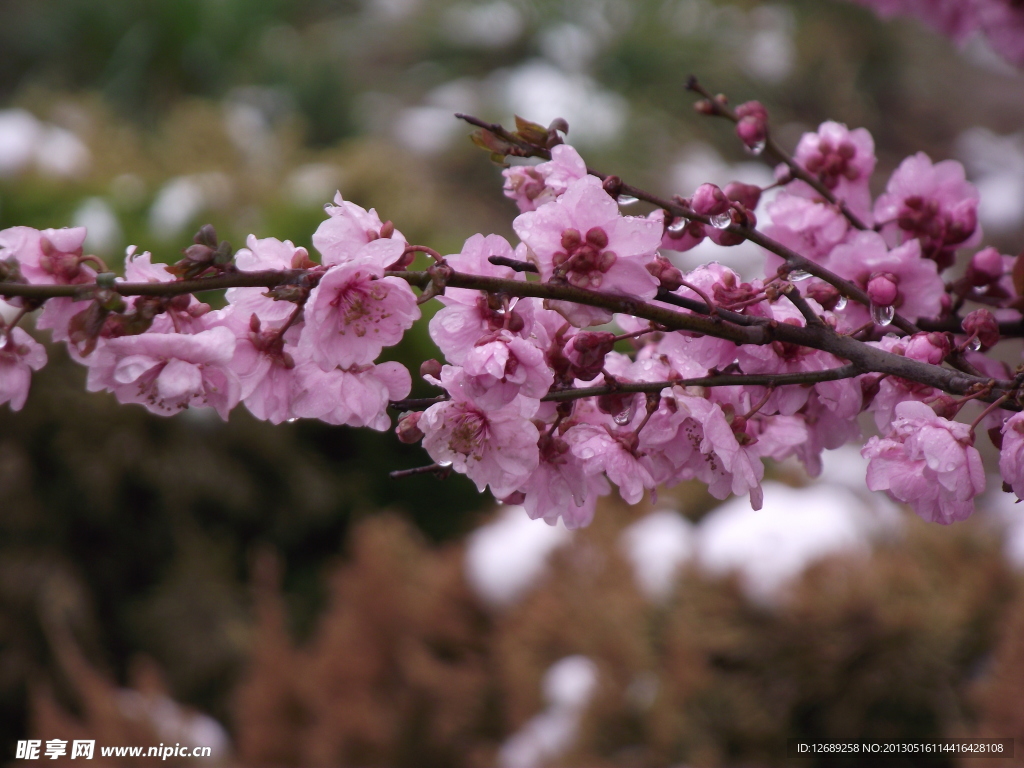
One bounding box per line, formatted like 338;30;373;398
619;509;695;601
696;481;885;604
465;505;571;607
498;656;598;768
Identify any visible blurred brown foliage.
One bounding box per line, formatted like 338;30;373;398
28;501;1024;768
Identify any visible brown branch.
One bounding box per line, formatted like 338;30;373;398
1;261;1015;404
541;366;862;402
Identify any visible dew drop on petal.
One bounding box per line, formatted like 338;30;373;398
667;218;688;234
710;212;732;229
613;411;630;425
438;460;453;467
967;337;982;351
617;194;639;206
788;269;811;281
745;139;767;156
834;296;847;311
286;417;299;423
870;303;895;326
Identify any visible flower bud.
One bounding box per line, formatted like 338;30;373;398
904;332;950;364
966;247;1004;287
735;101;768;122
396;412;424;444
690;184;730;217
646;256;684;291
736;115;767;152
420;359;442;379
866;273;899;308
564;331;616;381
805;282;841;311
723;181;762;211
963;309;1000;350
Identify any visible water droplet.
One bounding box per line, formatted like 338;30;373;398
667;218;688;234
788;269;811;281
438;460;453;467
834;296;847;311
870;303;895;326
616;194;639;206
507;297;519;311
613;411;631;425
286;417;299;423
967;337;981;351
710;212;732;229
745;139;767;156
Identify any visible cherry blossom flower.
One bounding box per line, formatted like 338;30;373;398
313;193;406;267
503;144;588;213
291;361;411;430
299;257;419;371
86;326;241;419
517;432;610;529
874;152;980;268
862;400;984;524
460;330;553;410
0;226;95;341
420;389;540;499
829;231;943;326
513;175;661;298
792;121;877;223
0;327;47;411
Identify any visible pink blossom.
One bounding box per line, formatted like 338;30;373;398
762;193;849;267
829;231;944;325
792;122;877;223
460;330;553;409
291;361;411;430
517;433;610;529
874;152;980;269
299;261;419;371
862;400;984;524
0;226;95;341
513;175;661;298
209;307;303;424
86;326;241;419
565;422;656;505
1000;412;1024;501
0;327;47;411
313;193;406;267
226;235;310;324
502;144;588;213
420;394;540;499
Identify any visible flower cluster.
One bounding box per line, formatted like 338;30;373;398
1;100;1023;530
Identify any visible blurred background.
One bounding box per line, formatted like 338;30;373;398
3;0;1024;765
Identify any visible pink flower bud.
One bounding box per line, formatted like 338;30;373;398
723;181;762;211
690;183;730;217
396;411;424;444
735;101;768;121
420;359;442;379
736;115;767;152
904;332;950;365
966;247;1004;287
963;309;1000;350
866;273;899;307
646;256;684;291
805;282;841;311
564;331;617;381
